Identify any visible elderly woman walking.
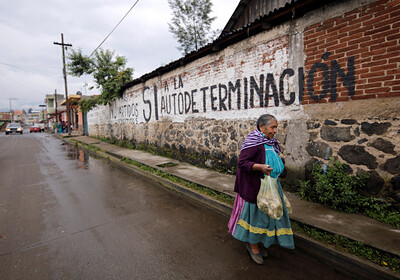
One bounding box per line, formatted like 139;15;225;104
228;114;294;265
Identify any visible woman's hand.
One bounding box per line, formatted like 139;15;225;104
261;164;273;176
252;163;273;176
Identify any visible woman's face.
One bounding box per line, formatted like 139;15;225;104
260;120;278;139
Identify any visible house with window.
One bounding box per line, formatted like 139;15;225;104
44;93;66;131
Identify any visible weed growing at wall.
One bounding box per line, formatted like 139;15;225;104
298;160;400;228
120;156;235;206
94;136;237;175
291;221;399;273
86;144;100;151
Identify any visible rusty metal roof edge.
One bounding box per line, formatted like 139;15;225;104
221;0;252;34
221;0;298;36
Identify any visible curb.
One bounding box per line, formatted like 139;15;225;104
294;234;399;280
62;136;399;280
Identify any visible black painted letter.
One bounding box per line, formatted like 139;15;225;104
219;84;228;111
142;87;152;122
250;75;264;108
200;87;208;113
279;69;295;105
191;89;199;113
331;56;355;100
307;53;330;101
153;85;159;120
265;74;279;107
184;91;191;114
228;79;241;110
210;85;218;111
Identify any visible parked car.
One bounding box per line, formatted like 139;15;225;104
30;125;42;133
5;123;23;135
36;123;45;132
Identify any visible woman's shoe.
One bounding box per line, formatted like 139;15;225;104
260;247;268;258
246;243;264;265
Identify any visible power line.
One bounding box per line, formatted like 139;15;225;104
89;0;140;57
0;61;61;75
0;72;48;94
0;62;22;70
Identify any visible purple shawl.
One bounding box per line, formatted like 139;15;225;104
240;130;281;154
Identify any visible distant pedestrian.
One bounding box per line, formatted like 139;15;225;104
58;121;62;133
53;122;57;134
228;114;294;265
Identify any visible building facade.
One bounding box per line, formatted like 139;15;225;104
25;111;41;125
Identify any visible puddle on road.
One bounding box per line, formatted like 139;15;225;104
62;144;90;169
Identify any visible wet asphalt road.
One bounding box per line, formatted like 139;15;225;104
0;130;356;280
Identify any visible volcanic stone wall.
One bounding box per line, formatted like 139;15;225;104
88;0;400;203
305;118;399;197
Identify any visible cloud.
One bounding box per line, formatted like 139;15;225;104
0;0;238;111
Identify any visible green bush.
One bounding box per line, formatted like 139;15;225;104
298;160;400;228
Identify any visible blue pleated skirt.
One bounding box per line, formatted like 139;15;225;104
229;179;295;249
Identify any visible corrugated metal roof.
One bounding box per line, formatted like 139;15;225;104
221;0;297;36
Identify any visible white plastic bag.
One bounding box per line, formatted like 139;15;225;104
283;193;292;213
257;176;283;220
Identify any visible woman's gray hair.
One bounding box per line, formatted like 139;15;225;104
256;114;276;130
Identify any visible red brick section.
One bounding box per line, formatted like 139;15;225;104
303;0;400;105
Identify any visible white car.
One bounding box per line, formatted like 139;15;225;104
5;123;23;135
36;123;45;132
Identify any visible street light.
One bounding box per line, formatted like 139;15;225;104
9;98;18;122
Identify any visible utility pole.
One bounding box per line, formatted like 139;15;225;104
54;33;72;136
54;89;58;123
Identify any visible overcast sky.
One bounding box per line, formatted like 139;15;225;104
0;0;238;112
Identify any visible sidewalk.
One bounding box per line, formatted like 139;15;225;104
59;134;399;278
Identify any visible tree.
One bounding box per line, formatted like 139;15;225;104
67;49;133;112
168;0;217;55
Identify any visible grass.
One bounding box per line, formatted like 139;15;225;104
156;162;179;168
93;136;237;175
120;156;235;206
71;139;101;151
291;221;400;273
86;144;100;151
